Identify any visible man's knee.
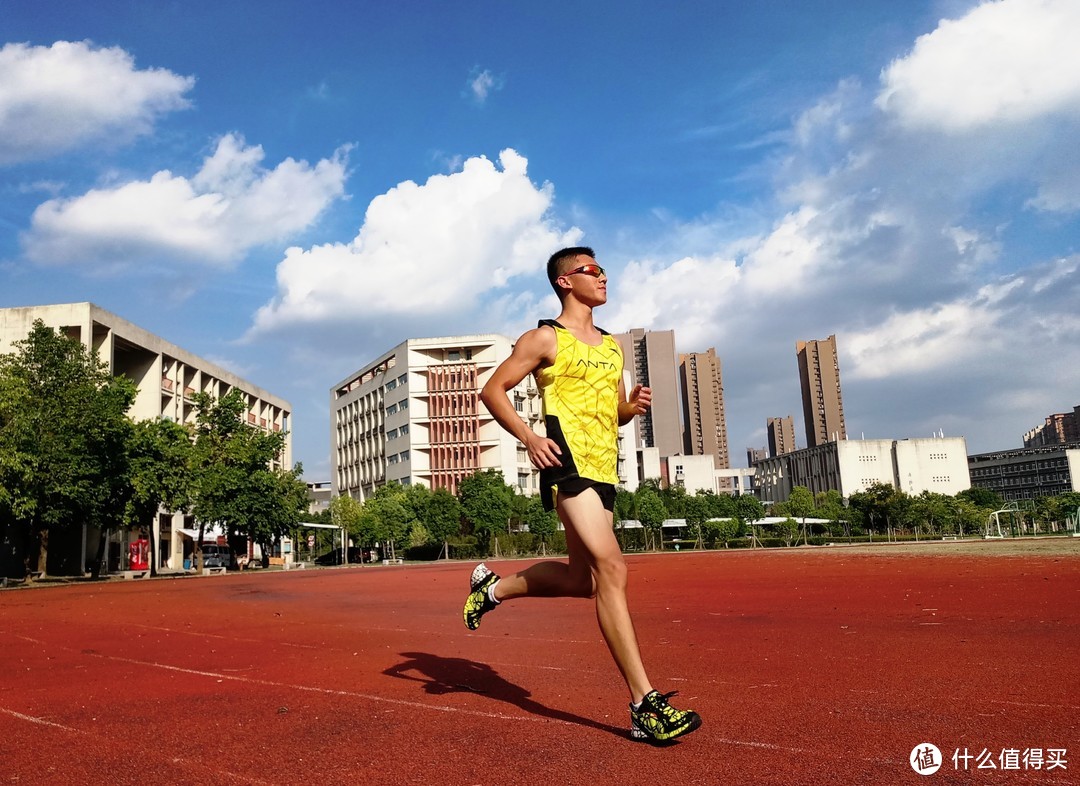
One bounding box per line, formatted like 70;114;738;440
593;553;627;590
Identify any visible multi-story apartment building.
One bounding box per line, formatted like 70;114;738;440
746;447;768;466
0;303;292;572
332;334;644;500
796;334;847;448
754;436;970;503
679;348;731;491
678;348;730;469
968;443;1080;501
614;328;682;457
332;335;536;499
1023;408;1080;448
767;415;797;457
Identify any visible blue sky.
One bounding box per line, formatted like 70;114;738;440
3;0;1079;479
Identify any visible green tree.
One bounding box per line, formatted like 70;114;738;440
734;494;765;526
659;483;687;519
786;486;815;544
0;321;136;578
911;491;950;537
634;485;667;551
366;482;412;561
458;469;514;551
123;418;193;577
244;465;308;566
613;488;635;523
849;482;897;538
189;390;290;570
425;488;462;558
683;493;709;548
957;486;1004;510
523;495;558;554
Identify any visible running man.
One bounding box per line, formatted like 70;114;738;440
462;246;702;743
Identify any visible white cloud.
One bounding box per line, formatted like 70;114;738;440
250;149;581;335
467;68;502;104
0;40;194;164
22;134;349;268
567;1;1080;455
876;0;1080;131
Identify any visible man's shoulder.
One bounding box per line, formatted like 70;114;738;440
513;323;558;357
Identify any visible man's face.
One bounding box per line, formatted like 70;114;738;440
558;255;608;305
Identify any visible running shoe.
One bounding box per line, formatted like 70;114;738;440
629;690;702;743
463;563;500;630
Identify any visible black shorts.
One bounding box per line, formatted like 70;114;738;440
540;477;616;512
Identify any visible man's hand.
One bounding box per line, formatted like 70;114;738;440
626;384;651;416
525;431;562;469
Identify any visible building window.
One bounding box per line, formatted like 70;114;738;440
400;424;409;435
386;379;397;391
448;351;461;361
400;450;410;460
386;403;398;415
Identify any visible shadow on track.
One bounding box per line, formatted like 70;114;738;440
384;651;625;739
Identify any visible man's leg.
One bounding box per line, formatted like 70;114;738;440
490;521;594;600
556;488;653;703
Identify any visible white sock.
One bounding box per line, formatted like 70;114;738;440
487;580;501;604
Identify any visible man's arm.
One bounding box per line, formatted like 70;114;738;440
479;327;563;469
618;380;652;426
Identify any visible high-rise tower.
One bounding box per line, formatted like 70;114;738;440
613;328;682;457
767;415;797;457
796;334;847;448
679;348;730;473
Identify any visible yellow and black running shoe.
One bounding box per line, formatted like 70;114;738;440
629;690;702;743
463;563;500;630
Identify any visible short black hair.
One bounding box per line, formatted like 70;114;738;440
546;246;596;299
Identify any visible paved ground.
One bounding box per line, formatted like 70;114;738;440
2;538;1077;785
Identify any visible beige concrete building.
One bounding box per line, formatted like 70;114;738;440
767;415;797;457
0;302;292;572
614;328;682;457
679;348;730;469
796;334;847;448
754;436;970;503
332;335;533;499
332;334;642;500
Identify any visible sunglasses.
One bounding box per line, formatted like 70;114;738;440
564;263;606;278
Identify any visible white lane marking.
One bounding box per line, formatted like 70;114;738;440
0;707;80;732
82;650;566;725
0;706;272;785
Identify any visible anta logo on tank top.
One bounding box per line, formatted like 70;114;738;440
576;358;617;369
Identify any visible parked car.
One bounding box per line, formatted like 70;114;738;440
198;544;230;568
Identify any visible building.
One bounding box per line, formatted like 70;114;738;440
332;335;534;499
968;443;1080;501
746;447;768;465
796;334;847;448
754;437;970;503
306;481;332;516
614;328;682;456
0;303;292;573
767;415;797;457
332;333;643;500
667;454;757;497
1023;408;1080;448
679;348;730;472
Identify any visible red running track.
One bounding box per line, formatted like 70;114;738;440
2;543;1078;785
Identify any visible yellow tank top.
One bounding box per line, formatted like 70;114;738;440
535;320;622;486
